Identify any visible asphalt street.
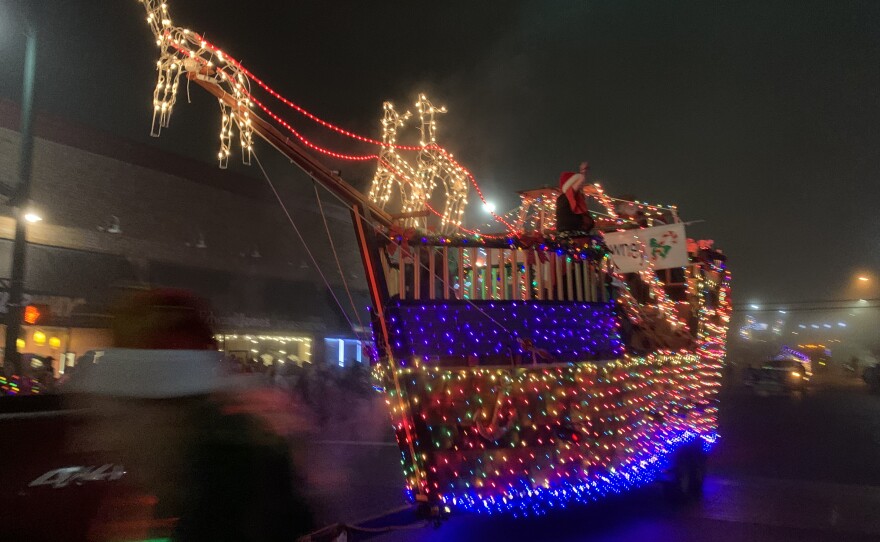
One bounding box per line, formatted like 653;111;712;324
307;368;880;541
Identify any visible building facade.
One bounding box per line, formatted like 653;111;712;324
0;100;371;374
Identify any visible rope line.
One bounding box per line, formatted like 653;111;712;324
252;151;360;337
307;176;519;341
312;182;368;338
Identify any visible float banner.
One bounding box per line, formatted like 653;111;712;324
604;223;688;273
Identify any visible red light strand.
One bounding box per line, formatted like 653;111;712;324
376;158;482;236
170;40;516;234
195;34;422;150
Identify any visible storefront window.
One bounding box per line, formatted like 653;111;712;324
324;338;365;367
0;325;111;378
215;334;313;366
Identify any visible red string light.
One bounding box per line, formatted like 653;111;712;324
376;158;485;235
194;35;515;230
254;96;379;161
195;34;422;150
432;146;517;232
169;39;517;234
168;42;377;162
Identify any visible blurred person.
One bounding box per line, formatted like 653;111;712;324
724;360;735;384
63;289;315;541
37;356;56;391
744;363;759;386
863;362;880;394
849;355;860;376
305;362;334;426
342;360;371;396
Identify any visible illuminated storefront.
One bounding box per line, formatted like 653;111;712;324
0;241;369;377
216;334;313;365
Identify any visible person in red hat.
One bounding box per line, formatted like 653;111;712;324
556;161;596;235
65;288;315;541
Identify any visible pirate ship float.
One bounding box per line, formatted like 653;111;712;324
138;0;731;516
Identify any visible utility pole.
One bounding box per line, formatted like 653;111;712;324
4;26;38;376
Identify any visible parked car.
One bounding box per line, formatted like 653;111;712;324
752;358;808;395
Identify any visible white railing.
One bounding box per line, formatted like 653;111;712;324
382;243;610;303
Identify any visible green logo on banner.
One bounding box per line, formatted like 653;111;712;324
650;237;672;259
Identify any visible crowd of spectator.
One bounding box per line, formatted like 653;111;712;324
232;358;384;437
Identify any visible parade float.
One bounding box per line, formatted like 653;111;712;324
137;0;731;517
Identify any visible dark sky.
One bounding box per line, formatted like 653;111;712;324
1;0;879;305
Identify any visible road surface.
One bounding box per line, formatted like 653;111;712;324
307;368;880;541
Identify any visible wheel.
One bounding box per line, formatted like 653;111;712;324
663;446;706;502
664;462;691;502
688;455;706;497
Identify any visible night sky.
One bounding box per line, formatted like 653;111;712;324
1;0;879;305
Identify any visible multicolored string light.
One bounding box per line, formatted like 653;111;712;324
137;1;731;517
374;351;720;514
371;233;730;514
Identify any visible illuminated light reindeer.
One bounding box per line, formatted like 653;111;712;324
415;95;469;234
367;96;470;232
368;102;417;216
139;0;253;168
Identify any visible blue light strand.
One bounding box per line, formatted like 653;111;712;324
387;300;623;363
438;430;716;516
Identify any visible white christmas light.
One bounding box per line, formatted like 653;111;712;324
367;94;469;233
139;0;253;168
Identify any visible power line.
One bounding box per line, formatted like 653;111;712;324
732;297;880;308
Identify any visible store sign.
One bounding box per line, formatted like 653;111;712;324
272;318;328;333
212;313;272;329
603;223;688;273
205;312;329;333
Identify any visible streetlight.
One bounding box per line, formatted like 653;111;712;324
23;211;41;223
483;201;496;214
2;13;37;377
858;276;870;282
